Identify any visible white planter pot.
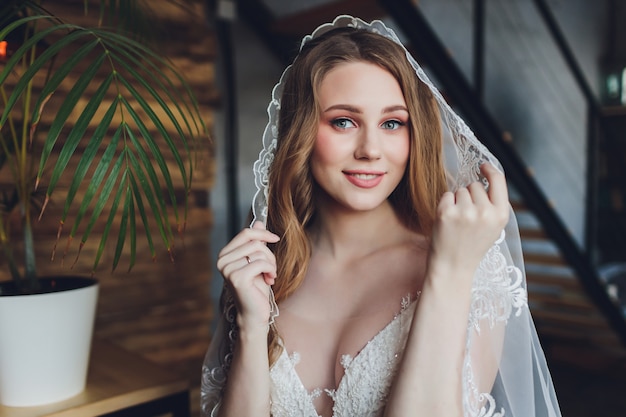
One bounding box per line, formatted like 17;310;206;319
0;277;98;407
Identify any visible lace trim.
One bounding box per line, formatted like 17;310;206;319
200;364;225;417
270;295;417;417
463;230;528;417
200;288;238;416
289;352;324;400
469;230;527;331
285;295;416;396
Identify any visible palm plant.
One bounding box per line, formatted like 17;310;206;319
0;0;207;293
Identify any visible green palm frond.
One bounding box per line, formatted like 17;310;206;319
0;7;207;275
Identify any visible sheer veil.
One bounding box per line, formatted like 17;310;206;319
202;15;562;417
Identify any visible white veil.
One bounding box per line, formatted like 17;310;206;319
202;15;562;417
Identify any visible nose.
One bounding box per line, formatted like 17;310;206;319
354;126;382;160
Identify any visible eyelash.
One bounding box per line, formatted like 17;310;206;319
381;120;405;130
331;118;355;129
330;118;406;130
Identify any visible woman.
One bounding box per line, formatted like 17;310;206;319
202;16;561;417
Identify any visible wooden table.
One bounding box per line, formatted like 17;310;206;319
0;340;190;417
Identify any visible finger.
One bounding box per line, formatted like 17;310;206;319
244;258;277;280
219;227;279;258
263;275;276;286
453;187;472;206
251;220;266;230
246;247;277;272
249;222;279;283
245;259;278;287
437;191;455;214
220;255;254;278
480;163;509;207
222;254;277;284
218;241;276;275
467;181;490;205
227;261;274;296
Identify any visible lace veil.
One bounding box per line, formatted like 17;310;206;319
202;15;561;417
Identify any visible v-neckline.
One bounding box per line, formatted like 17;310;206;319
276;298;417;416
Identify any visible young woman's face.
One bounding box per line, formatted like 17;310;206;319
311;61;410;213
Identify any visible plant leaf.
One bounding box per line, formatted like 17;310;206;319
128;171;156;261
111;183;129;271
43;70;112;194
123;122;173;242
61;96;117;216
0;20;87;127
127;185;136;271
99;29;205;137
59;125;121;234
77;146;124;247
117;75;189;190
108;44;198;144
121;97;177;220
36;52;107;184
126;148;171;251
30;38;100;128
92;169;127;272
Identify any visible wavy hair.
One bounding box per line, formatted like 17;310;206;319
265;27;447;364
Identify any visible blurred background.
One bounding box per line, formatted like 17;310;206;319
2;0;626;416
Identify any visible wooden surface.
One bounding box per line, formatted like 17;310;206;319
0;339;189;417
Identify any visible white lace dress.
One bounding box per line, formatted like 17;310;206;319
201;229;560;417
269;299;416;417
201;298;415;417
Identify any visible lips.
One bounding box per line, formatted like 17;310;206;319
343;170;385;188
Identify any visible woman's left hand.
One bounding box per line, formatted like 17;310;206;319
427;163;510;289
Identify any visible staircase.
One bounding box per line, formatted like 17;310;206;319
232;0;626;369
514;197;624;354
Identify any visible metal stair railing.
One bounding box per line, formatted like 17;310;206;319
529;0;603;257
381;0;626;345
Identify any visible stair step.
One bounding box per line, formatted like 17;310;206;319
530;308;609;328
524;252;567;266
537;324;622;348
510;200;528;212
520;227;547;239
546;343;626;374
511;198;557;213
526;272;580;290
528;291;596;311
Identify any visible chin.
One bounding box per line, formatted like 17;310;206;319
340;196;393;213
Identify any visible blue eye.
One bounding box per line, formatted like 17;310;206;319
381;120;404;130
331;118;356;129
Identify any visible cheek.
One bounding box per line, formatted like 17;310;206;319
312;125;341;167
389;135;410;170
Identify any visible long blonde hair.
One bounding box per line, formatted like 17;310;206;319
265;27;447;364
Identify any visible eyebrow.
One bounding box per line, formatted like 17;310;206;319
323;104;409;114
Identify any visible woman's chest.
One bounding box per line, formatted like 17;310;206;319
270;298;417;417
275;254;423;390
276;309;395;389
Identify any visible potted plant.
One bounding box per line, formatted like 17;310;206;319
0;0;207;406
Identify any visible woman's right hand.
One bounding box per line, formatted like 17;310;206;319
217;221;280;332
